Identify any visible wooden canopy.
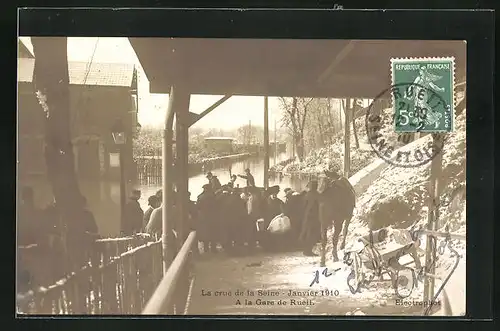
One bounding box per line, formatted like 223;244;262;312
129;38;465;98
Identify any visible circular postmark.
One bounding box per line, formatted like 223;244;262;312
365;82;450;168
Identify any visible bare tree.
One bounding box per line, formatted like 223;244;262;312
279;97;314;161
341;98;360;148
351;98;360;148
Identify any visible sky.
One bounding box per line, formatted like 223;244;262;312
20;37;282;130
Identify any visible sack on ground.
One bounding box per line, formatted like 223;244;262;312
267;214;291;234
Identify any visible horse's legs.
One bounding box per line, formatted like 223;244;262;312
320;221;327;267
340;217;351;250
331;220;343;262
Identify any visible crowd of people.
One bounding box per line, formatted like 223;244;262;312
18;186;99;249
17;186;100;292
17;167;328;291
141;168;324;256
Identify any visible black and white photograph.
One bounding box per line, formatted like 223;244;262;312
16;34;469;317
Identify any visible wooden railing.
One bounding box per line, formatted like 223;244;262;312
17;236;162;314
17;234;151;291
142;231;197;315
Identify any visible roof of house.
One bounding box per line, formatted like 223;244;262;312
18;39;34;58
18;58;136;87
204;137;235;141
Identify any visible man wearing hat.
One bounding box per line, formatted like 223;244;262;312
238;168;255;187
299;180;321;256
122;189;144;235
283;188;294;200
206;172;222;192
283;187;304;243
197;184;216;253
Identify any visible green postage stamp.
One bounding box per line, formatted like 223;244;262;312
391;57;455;133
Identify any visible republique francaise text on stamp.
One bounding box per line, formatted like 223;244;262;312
365;57;455;168
391;57;455;133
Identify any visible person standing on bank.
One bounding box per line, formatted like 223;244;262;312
238;168;255;187
143;195;160;231
299;180;321;256
122;189;144;235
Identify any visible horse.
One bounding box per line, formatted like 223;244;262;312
317;170;356;266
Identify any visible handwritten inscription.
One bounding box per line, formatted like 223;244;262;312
309;267;341;287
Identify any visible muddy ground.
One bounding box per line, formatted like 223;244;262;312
187;250;440;316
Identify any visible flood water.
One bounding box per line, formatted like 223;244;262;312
137;152;310;209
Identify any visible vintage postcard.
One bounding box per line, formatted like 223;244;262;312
17;37;466;317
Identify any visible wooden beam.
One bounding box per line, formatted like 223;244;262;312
423;134;444;302
263;97;270;189
189;95;232;127
150;74;384;98
317;40;357;85
343;99;351;178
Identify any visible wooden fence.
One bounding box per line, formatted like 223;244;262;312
17;235;151;291
135;152;253;185
17;238;162;315
136;156;163;185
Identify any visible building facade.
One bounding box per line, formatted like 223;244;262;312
17;38;139;236
204;137;234;154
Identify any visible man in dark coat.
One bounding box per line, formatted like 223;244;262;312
260;185;286;251
227;174;238;188
215;185;236;251
245;186;263;250
206;172;222;192
122;190;144;235
143;195;160;231
197;184;217;253
299;180;321;256
263;186;284;229
238;168;255;187
283;188;306;242
228;188;248;252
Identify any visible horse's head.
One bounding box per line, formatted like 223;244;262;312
324;169;341;180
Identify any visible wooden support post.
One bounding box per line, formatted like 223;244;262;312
263;96;270;189
274;119;277;165
162;87;175;274
343;98;351;178
175;90;191;245
162;86;190;274
161;86;175;275
423;134;444;301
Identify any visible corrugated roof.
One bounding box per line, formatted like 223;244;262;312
204;137;235;141
17;58;135;87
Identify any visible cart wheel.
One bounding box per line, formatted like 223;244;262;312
346;252;363;294
394;267;416;299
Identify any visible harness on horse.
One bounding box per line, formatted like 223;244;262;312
322;176;356;203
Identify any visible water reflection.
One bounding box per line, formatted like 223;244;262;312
138;152;310;209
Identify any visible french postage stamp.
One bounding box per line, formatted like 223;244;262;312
391;57;455;133
365;82;449;168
